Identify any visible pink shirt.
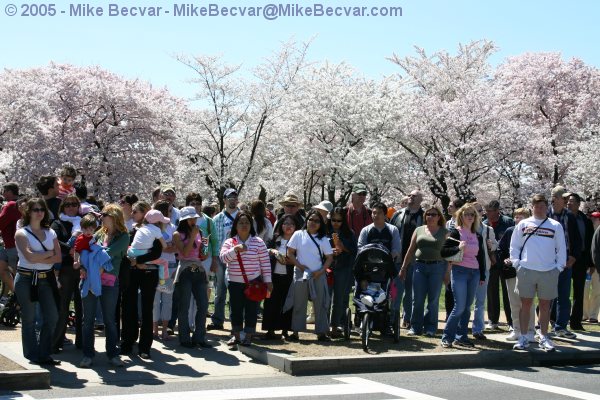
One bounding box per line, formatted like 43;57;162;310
179;232;203;261
459;228;479;269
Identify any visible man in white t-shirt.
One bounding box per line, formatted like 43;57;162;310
510;194;567;352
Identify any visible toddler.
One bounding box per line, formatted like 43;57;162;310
359;280;386;307
128;209;170;285
57;164;77;200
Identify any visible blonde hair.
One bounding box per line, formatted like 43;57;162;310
99;203;127;236
455;202;481;233
513;208;531;218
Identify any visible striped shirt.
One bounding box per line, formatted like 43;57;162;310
220;235;272;284
57;181;75;200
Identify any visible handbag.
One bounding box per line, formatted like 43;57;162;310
502;218;549;279
234;238;268;302
444;236;464;263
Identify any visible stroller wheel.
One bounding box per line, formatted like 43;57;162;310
343;308;352;340
1;308;20;327
361;313;371;352
393;310;400;343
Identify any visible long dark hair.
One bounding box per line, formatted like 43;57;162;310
230;211;256;238
23;198;51;228
328;207;353;237
302;209;327;239
274;214;302;240
176;218;195;238
250;200;267;235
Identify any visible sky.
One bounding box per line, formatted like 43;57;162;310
1;0;598;101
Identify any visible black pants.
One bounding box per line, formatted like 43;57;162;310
487;266;513;326
52;269;82;351
570;259;587;328
121;268;158;354
262;273;293;332
445;283;453;322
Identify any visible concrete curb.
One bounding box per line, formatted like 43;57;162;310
238;343;600;376
0;344;51;390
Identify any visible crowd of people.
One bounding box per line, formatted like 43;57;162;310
1;165;599;368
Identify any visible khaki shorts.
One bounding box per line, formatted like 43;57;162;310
515;266;560;300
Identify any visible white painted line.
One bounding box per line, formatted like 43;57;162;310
16;377;446;400
462;371;600;400
335;377;446;400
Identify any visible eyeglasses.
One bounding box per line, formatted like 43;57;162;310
356;193;367;197
464;212;476;217
425;213;439;217
282;222;295;226
63;202;79;208
308;218;321;223
189;202;202;206
31;208;45;213
331;219;343;223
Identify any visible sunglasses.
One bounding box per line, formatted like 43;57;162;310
331;219;343;223
425;213;439;217
63;202;79;208
31;208;45;213
308;218;321;223
100;212;110;218
464;212;476;217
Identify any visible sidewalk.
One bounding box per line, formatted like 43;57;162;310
0;326;282;390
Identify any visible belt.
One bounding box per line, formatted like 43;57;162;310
188;265;203;273
416;259;443;265
17;268;53;279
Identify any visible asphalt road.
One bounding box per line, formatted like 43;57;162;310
4;365;599;400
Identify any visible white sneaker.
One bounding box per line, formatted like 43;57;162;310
538;336;556;352
79;357;92;368
505;331;520;342
406;329;418;336
485;322;498;330
109;356;124;367
513;335;529;350
525;332;536;343
534;329;542;341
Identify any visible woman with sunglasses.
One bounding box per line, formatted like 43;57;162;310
50;194;83;353
327;207;357;338
261;214;301;340
220;211;273;346
440;203;486;349
285;210;334;342
120;201;163;359
14;198;62;365
399;205;448;337
79;204;129;368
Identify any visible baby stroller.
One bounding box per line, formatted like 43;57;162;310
0;293;21;327
344;243;399;351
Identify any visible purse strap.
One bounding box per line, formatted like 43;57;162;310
24;228;50;252
519;218;548;260
232;237;249;284
307;232;325;264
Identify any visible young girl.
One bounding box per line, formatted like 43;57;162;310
127;210;170;286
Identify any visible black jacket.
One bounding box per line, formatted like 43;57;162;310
442;228;486;282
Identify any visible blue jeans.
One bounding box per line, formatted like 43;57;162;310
471;269;490;334
410;261;446;334
442;266;479;342
14;273;58;363
82;284;119;359
211;259;227;325
391;275;406;324
176;268;208;344
402;262;414;323
330;266;353;328
553;267;572;330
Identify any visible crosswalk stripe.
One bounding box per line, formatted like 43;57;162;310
1;378;445;400
461;371;600;400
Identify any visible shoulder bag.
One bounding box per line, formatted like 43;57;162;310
307;233;333;287
233;238;268;302
444;236;464;263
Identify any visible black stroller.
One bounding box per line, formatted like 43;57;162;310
0;293;21;327
344;243;399;351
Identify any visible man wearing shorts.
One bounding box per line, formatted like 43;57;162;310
510;194;566;352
